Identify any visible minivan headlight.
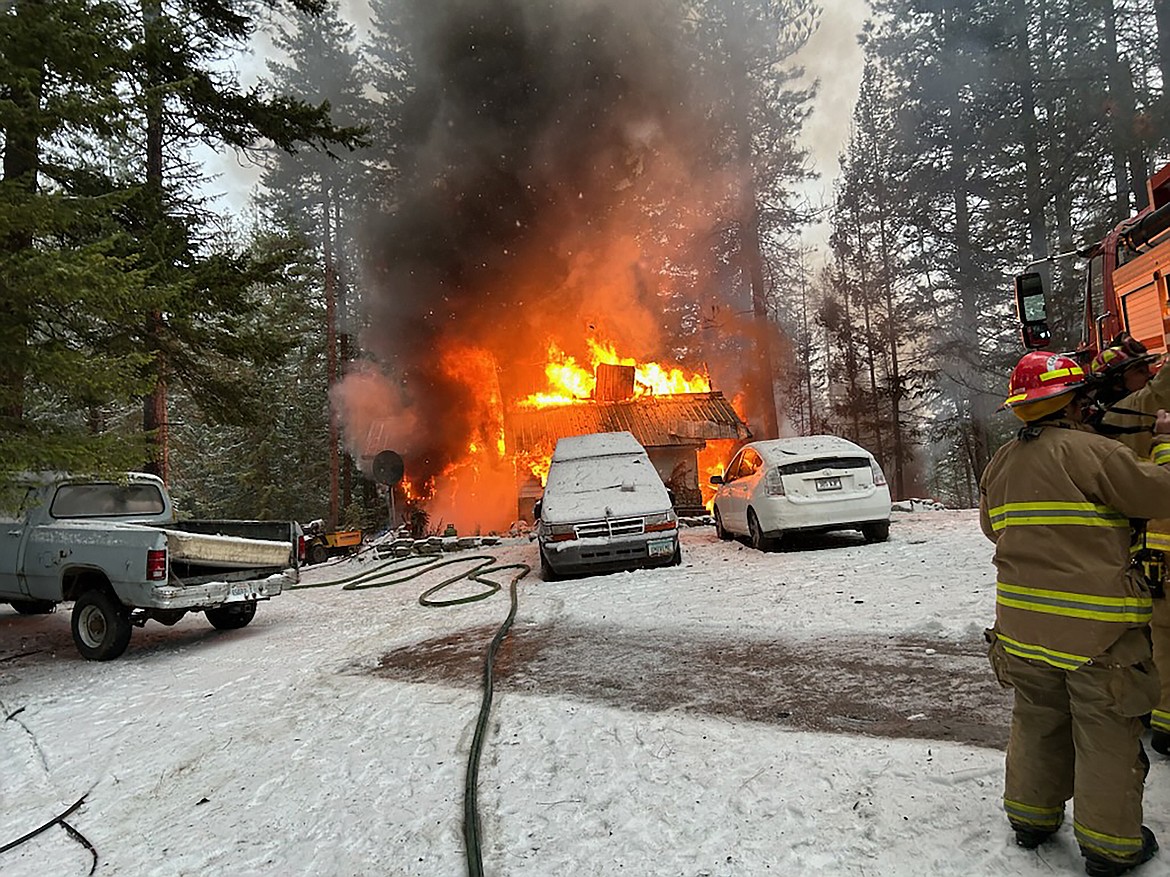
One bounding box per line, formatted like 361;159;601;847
644;511;678;532
870;459;888;487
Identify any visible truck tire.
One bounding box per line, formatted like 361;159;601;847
10;599;56;615
205;600;257;630
71;590;132;661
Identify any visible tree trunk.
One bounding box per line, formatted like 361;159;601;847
323;192;339;530
942;8;991;482
142;0;169;480
1100;0;1147;214
725;0;779;440
0;0;45;422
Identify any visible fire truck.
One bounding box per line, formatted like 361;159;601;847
1016;162;1170;358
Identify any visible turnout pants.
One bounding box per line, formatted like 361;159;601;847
988;627;1158;863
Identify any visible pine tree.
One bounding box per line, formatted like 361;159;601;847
125;0;363;480
0;0;153;477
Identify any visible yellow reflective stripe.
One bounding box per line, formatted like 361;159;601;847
1039;366;1083;382
1005;392;1028;404
987;501;1129;532
996;631;1089;670
1153;442;1170;466
1151;709;1170;734
1146;533;1170;552
1075;821;1147;856
997;582;1152;623
1004;798;1063;829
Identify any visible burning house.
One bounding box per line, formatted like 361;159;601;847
357;346;751;532
337;0;772;535
507;362;749;519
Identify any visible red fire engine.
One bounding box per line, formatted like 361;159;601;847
1016;162;1170;358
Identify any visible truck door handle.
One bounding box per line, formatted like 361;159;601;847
6;530;19;537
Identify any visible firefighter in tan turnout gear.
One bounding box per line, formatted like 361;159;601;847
980;350;1170;877
1089;335;1170;756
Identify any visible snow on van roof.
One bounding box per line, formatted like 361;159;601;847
551;431;646;461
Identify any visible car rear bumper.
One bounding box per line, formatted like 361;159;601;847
756;490;892;536
541;532;679;576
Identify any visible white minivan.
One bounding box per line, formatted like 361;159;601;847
534;431;681;580
709;435;892;550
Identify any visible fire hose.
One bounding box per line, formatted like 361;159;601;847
289;553;530;877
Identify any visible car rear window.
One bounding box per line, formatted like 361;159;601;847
777;456;870;476
51;483;166;518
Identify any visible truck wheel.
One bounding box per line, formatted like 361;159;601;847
71;590;132;661
308;543;328;565
10;599;56;615
205;601;257;630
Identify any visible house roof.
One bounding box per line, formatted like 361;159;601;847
505;392;751;456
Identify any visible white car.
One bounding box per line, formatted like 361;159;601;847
709;435;892;550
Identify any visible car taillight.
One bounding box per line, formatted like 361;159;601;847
765;468;785;496
645;511;678;532
147;548;167;581
870;459;888;487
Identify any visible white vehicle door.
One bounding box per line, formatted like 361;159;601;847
732;449;766;531
721;451;755;533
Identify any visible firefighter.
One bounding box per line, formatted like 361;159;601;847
980;350;1170;877
1090;336;1170;757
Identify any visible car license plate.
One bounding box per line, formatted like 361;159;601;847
647;538;675;557
815;477;842;491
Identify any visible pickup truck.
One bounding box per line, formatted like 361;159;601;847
0;472;299;660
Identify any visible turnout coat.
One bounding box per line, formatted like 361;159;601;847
979;419;1170;669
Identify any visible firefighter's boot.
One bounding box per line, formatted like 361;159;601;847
1083;826;1158;877
1015;826;1056;849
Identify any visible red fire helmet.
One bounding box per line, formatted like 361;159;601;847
1003;351;1086;410
1089;342;1158;378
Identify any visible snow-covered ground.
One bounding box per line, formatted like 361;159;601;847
3;510;1170;876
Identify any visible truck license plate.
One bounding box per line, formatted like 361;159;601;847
815;477;842;491
229;582;260;600
647;539;675;557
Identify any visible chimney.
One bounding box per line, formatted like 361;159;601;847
595;363;635;401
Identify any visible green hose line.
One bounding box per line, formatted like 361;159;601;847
286;549;532;875
464;573;523;877
287;553;530;607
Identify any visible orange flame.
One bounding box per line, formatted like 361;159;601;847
520;338;710;408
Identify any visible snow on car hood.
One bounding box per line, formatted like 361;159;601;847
540;454;671;524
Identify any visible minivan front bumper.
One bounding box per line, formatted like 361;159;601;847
540;531;680;577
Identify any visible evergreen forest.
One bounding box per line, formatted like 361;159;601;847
2;0;1167;525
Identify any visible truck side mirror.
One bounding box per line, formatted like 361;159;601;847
1015;272;1052;350
533;499;543;520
